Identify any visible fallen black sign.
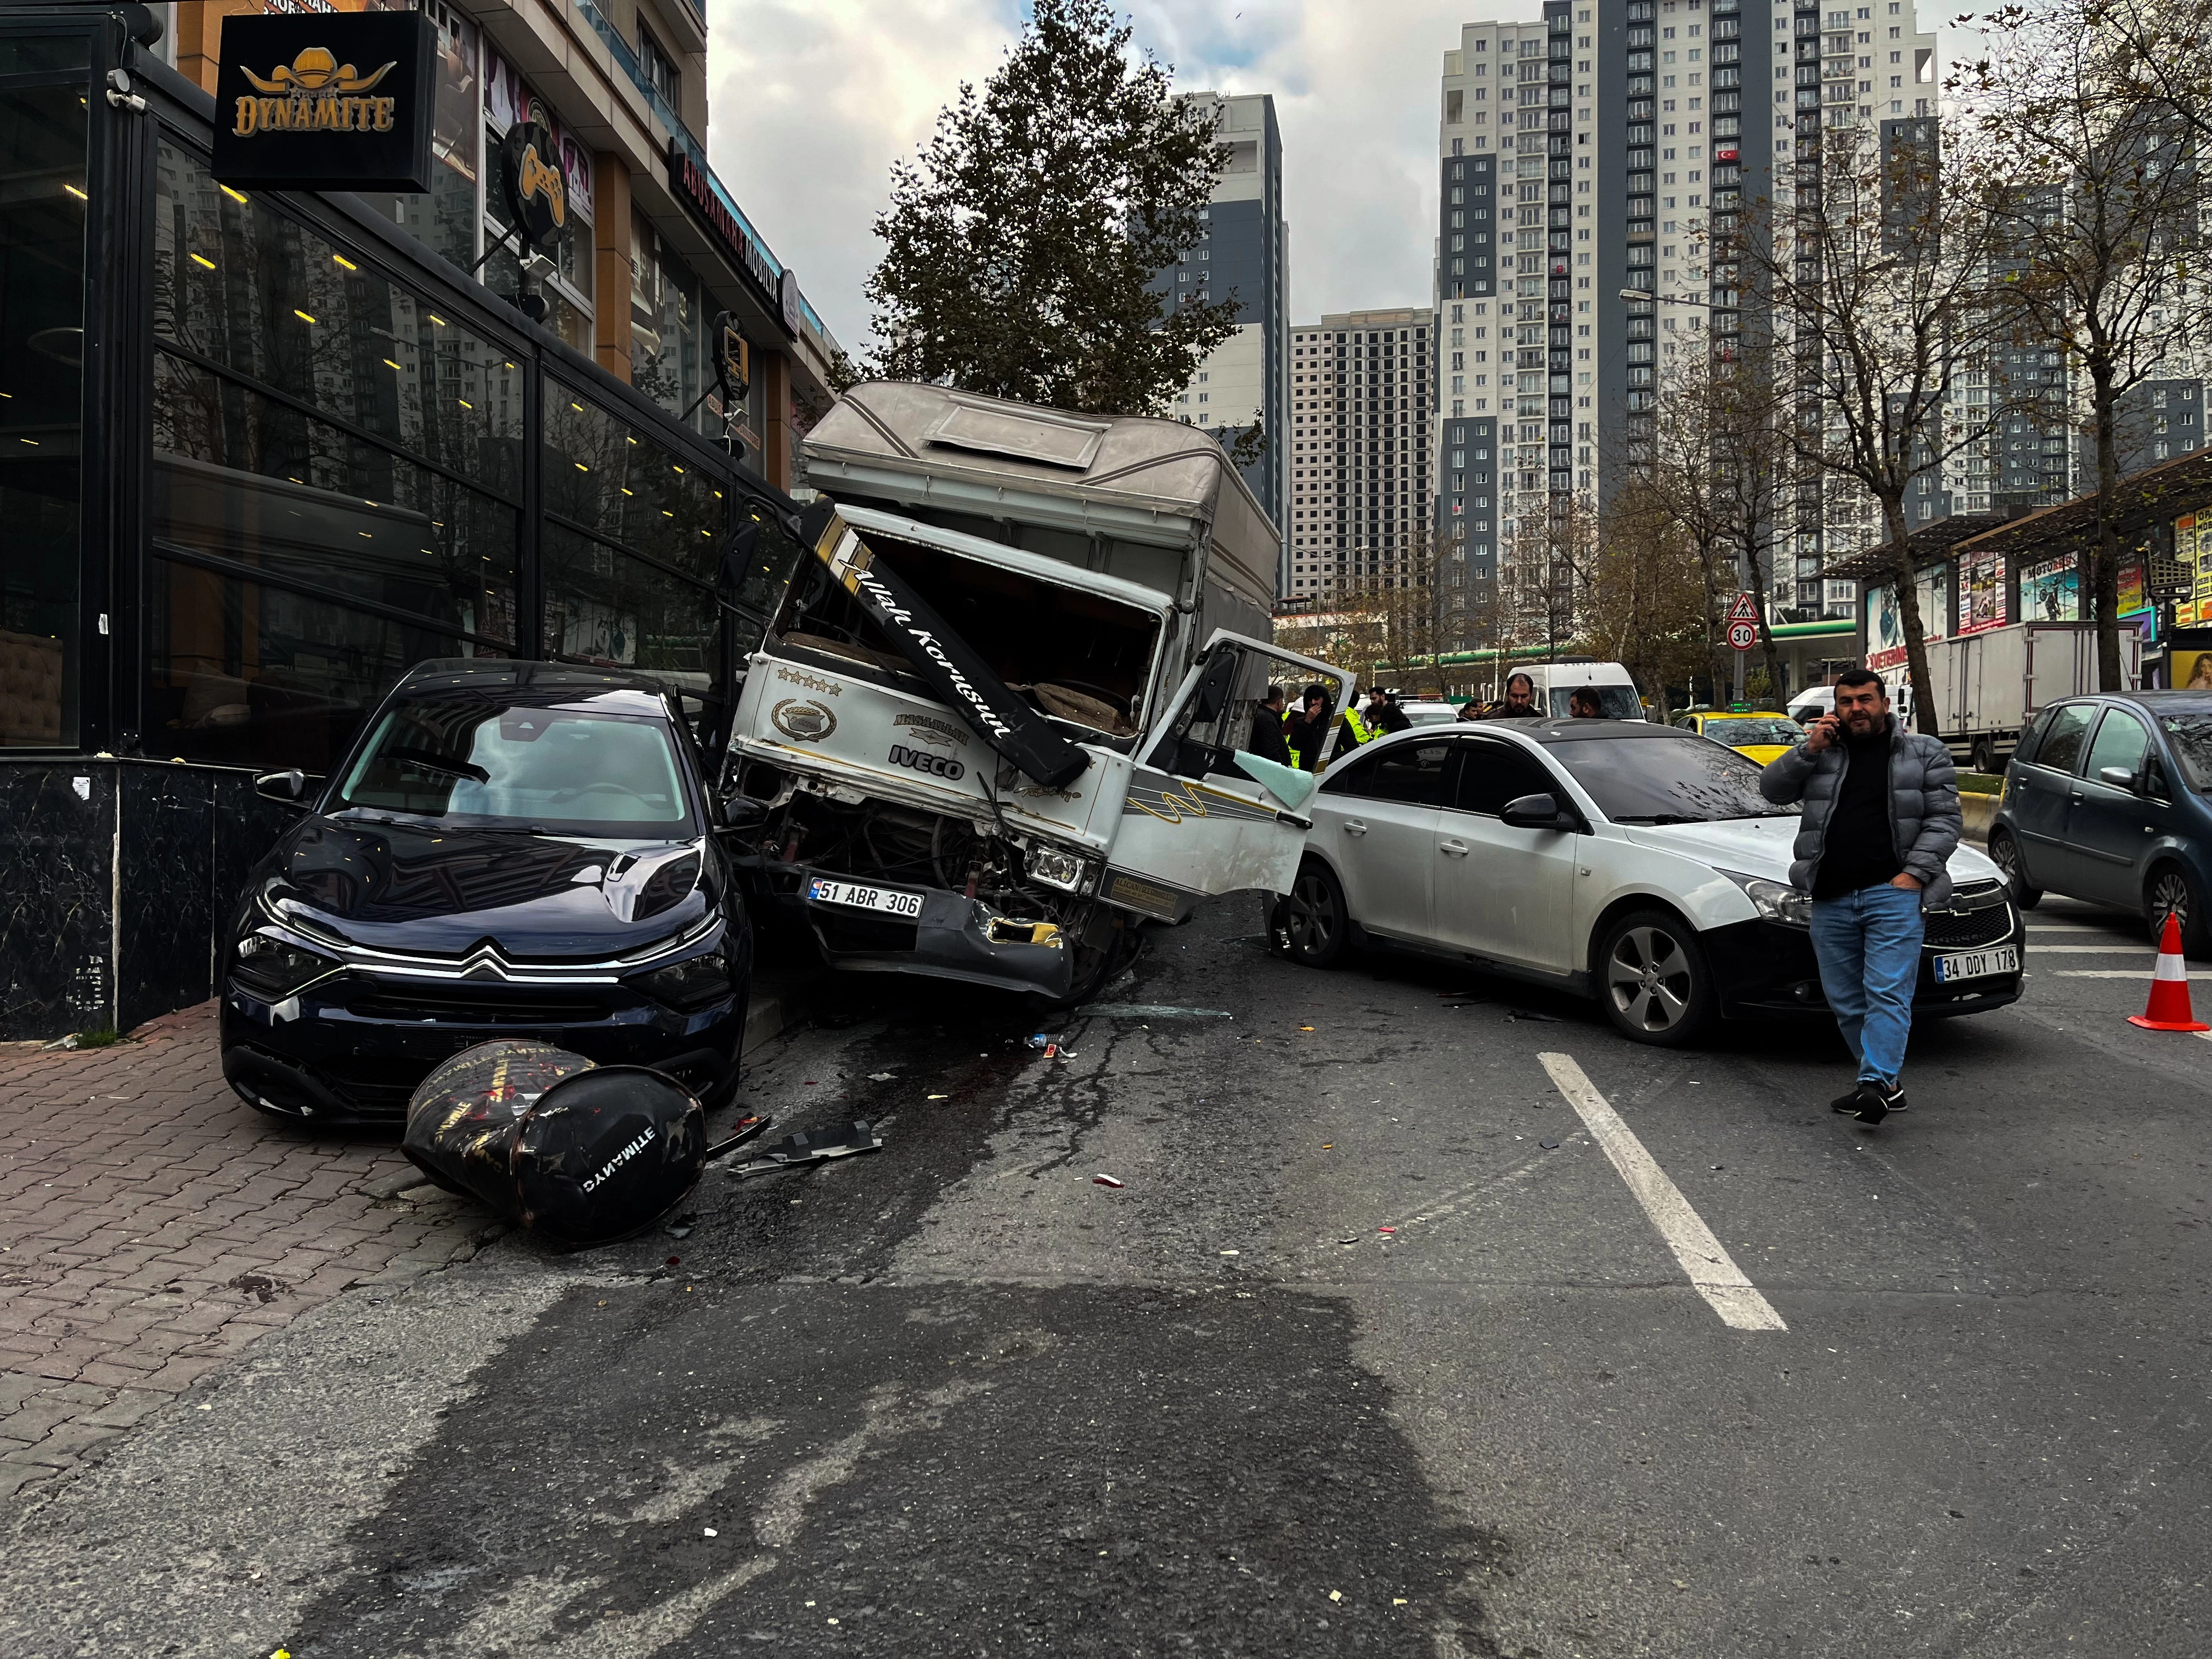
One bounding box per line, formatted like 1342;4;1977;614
798;504;1091;791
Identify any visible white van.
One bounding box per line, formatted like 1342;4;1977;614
1515;661;1646;721
1787;677;1913;727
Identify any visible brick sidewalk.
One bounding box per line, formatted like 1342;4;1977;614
0;1002;501;1499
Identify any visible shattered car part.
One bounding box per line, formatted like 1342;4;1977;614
402;1039;705;1246
721;1121;884;1179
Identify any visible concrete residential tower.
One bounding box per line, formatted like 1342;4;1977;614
1158;92;1289;587
1285;310;1435;602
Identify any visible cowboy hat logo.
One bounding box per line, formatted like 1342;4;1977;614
241;48;396;95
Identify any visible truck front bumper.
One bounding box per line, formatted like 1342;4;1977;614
754;862;1079;998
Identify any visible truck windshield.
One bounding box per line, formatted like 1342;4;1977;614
1545;733;1794;823
335;701;697;836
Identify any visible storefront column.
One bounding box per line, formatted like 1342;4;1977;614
172;0;255;94
760;347;792;493
592;152;632;384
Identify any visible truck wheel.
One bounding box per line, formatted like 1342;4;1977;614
2146;864;2210;958
1269;861;1349;969
1988;829;2041;909
1596;909;1716;1046
1971;737;1996;775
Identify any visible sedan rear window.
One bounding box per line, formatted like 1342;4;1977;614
336;701;696;836
1545;734;1791;824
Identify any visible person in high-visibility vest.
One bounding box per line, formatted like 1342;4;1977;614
1336;689;1380;754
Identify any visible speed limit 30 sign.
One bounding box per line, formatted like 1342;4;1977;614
1728;619;1758;651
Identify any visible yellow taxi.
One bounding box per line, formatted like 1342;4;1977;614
1672;709;1806;766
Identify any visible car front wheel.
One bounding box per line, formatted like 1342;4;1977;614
1596;908;1717;1046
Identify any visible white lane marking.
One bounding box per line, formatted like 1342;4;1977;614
2049;970;2212;979
1537;1053;1786;1332
2030;945;2154;953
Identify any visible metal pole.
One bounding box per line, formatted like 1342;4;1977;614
1733;543;1747;706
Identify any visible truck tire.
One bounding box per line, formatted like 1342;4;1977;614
1988;828;2041;910
1971;736;1996;775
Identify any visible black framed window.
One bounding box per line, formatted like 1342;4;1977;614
1453;737;1559;814
0;52;91;748
544;523;719;681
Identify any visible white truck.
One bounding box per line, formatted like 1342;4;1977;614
719;383;1347;1002
1898;622;2142;772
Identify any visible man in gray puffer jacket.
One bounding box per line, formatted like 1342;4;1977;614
1760;667;1961;1124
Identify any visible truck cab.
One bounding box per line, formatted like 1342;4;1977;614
720;383;1345;1002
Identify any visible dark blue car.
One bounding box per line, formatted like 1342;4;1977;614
219;661;754;1122
1988;691;2212;954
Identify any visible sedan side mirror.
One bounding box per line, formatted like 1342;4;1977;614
1500;791;1576;831
253;769;313;809
2097;765;2139;793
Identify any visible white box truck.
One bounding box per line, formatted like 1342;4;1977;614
720;383;1348;1003
1892;622;2141;772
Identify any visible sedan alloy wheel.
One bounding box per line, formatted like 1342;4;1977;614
1598;909;1716;1046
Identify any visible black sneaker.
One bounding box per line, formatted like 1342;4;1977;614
1830;1088;1864;1115
1852;1082;1906;1124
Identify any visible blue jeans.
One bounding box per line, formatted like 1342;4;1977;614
1808;882;1925;1087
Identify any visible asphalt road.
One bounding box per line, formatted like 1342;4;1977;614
3;894;2209;1658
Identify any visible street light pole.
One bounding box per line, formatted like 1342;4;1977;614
1621;287;1748;704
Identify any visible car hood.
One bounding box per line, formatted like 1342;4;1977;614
1620;815;2005;888
259;815;713;960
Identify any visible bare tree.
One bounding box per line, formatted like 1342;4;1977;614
1740;119;2009;733
1956;3;2210;690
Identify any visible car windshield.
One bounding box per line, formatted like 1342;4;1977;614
1401;706;1460;727
1548;685;1643;718
2158;713;2212;793
1546;733;1792;823
334;699;696;836
1703;718;1803;747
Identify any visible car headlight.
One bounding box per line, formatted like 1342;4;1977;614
230;932;341;996
636;949;733;1012
1717;869;1811;928
1025;844;1091;893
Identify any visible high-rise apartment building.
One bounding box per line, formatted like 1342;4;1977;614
1159;92;1289;586
1434;1;1947;635
1285;309;1435;601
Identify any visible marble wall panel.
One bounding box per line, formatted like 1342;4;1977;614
0;764;115;1040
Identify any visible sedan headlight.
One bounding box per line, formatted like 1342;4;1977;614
230;932;341;996
1717;870;1811;928
636;949;733;1012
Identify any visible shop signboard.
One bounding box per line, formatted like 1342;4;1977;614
2182;514;2212;629
668;138;789;330
498;121;565;249
2021;554;2079;621
2120;554;2149;619
1866;572;1946;671
1957;551;2007;636
212;10;437;193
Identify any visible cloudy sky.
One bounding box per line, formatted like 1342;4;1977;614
705;1;1548;359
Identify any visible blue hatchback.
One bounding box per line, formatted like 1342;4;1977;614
1987;691;2212;953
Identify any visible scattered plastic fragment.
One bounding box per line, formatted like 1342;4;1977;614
703;1115;774;1164
1220;1249;1240;1256
1075;1003;1234;1019
868;1071;896;1081
1540;1138;1561;1150
1376;1226;1396;1235
664;1214;696;1239
723;1121;884;1179
702;1526;718;1538
1505;1009;1562;1023
1321;1143;1333;1150
1092;1174;1125;1188
1299;1025;1315;1031
927;1093;951;1100
1329;1590;1343;1603
1338;1236;1358;1246
1043;1043;1060;1058
1028;1033;1051;1049
1393;1598;1408;1606
665;1256;680;1267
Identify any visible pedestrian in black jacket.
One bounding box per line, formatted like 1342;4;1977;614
1249;686;1293;765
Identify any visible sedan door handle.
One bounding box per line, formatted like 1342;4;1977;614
1344;819;1369;837
2069;792;2084;803
1439;839;1471;857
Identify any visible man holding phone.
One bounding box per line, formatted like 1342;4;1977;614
1759;668;1961;1124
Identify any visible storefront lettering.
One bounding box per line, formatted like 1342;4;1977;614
233;94;398;136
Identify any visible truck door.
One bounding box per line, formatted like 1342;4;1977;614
1099;634;1347;919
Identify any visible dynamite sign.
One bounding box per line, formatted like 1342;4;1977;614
213;12;437;195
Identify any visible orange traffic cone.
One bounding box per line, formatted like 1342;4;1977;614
2128;912;2208;1032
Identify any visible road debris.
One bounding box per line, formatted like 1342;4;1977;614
1074;1003;1234;1019
1027;1034;1051;1049
402;1039;704;1248
1377;1226;1397;1235
702;1115;773;1164
664;1214;697;1239
1506;1009;1563;1023
868;1071;897;1081
722;1121;884;1179
927;1093;951;1100
1540;1138;1561;1150
1092;1174;1125;1188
